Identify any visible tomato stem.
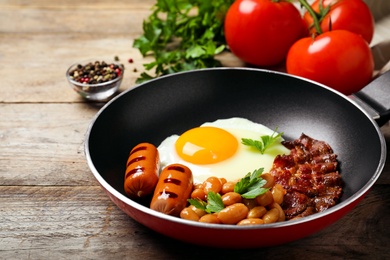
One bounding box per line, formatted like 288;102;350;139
298;0;323;35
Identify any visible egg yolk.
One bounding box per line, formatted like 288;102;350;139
175;126;238;165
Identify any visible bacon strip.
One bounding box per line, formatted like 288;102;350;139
269;134;343;220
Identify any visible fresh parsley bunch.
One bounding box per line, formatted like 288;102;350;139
133;0;234;83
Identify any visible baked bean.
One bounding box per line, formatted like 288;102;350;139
221;192;242;206
189;205;206;218
221;181;236;194
203;176;222;194
180;207;200;221
237;218;264;226
242;198;257;209
271;184;286;205
255;190;274;207
191;188;207;201
261;173;275;189
194;183;204;190
199;214;221;224
217;203;249;224
269;202;286;222
220;178;227;185
247;206;267;219
180;174;291;225
262;208;279;224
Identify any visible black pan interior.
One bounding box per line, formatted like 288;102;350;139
87;68;383;202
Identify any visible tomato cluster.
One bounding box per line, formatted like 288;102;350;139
224;0;375;95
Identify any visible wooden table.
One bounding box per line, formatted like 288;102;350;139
1;1;389;259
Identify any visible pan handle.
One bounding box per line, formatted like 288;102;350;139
353;69;390;127
375;110;390;127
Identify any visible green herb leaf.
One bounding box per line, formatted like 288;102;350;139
205;191;224;213
188;198;207;211
133;0;235;83
188;191;225;213
241;128;283;154
234;168;269;199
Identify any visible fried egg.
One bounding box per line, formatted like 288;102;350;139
157;117;290;184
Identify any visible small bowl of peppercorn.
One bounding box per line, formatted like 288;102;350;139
66;60;124;101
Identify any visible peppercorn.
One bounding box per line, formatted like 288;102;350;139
69;61;123;84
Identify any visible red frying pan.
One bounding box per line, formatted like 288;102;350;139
85;68;388;248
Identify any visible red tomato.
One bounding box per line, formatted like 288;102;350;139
286;30;374;95
224;0;306;67
303;0;374;43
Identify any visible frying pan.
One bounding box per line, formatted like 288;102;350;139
85;68;389;248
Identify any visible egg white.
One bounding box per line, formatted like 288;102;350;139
157;117;290;184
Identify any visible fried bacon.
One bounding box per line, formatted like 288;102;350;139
269;134;343;220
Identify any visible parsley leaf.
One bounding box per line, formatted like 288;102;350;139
188;169;270;212
187;197;207;211
133;0;235;83
234;168;269;199
241;128;283;154
188;191;224;213
205;192;225;213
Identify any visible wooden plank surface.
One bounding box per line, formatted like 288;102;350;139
0;185;389;259
1;0;389;259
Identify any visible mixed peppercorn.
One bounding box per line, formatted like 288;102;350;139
69;61;123;84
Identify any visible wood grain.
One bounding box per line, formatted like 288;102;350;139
0;185;388;259
0;103;98;186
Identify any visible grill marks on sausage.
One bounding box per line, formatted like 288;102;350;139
125;145;148;178
127;155;146;167
150;163;193;216
125;155;146;179
157;165;186;199
270;134;343;220
124;142;160;199
167;165;186;173
125;166;144;179
130;145;147;155
158;190;179;199
164;178;182;186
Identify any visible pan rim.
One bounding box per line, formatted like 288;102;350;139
84;67;387;230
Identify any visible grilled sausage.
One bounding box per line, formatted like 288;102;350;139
150;164;193;216
124;143;159;199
